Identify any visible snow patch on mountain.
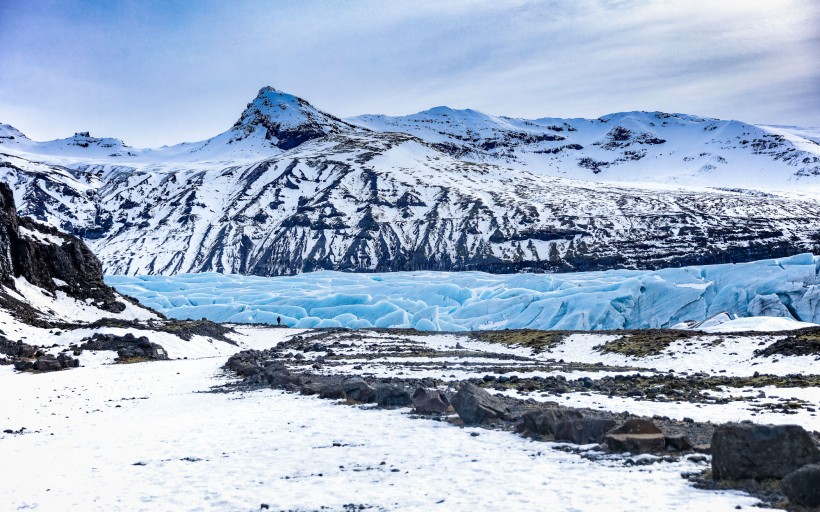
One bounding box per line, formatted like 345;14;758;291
349;109;820;189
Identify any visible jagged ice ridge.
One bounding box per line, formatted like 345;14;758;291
106;253;820;331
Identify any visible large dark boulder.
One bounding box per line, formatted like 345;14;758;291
451;383;509;425
80;333;168;362
265;368;299;388
554;417;617;444
34;355;62;372
604;418;666;454
57;352;79;368
515;408;583;437
782;463;820;508
375;386;412;407
13;360;33;371
342;377;375;403
0;338;36;359
711;424;820;480
319;383;346;400
412;388;450;414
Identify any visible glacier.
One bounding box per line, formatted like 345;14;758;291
105;253;820;331
106;254;820;331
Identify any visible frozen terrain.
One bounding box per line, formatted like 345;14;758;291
0;326;778;511
350;109;820;190
2;87;820;276
108;253;820;331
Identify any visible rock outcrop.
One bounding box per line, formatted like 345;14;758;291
711;423;820;480
0;182;124;313
782;463;820;508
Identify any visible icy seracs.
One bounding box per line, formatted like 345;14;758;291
107;253;820;331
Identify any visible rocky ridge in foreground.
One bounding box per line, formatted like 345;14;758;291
222;328;820;509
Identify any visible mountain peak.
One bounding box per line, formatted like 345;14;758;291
0;123;29;143
228;86;356;151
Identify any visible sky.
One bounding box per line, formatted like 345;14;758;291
0;0;818;147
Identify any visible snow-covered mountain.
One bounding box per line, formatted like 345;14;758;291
349;109;820;189
2;87;820;276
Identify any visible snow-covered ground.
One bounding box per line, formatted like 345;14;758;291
7;276;157;325
107;253;820;331
0;327;770;511
249;327;820;430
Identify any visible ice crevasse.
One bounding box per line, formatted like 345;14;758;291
106;253;820;331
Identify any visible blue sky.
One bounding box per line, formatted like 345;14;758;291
1;0;817;147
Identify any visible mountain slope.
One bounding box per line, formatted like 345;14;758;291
1;88;820;276
3;129;820;276
0;181;155;326
349;110;820;189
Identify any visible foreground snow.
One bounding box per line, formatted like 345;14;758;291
0;329;766;511
108;253;820;331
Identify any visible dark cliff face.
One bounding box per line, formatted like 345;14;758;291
0;182;124;313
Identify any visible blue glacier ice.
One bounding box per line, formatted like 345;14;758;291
106;253;820;331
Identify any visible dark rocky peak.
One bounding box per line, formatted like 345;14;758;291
0;182;124;313
229;86;359;150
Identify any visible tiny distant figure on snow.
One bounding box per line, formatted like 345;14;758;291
277;316;281;326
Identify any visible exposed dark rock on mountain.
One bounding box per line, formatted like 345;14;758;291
2;88;820;276
0;182;124;312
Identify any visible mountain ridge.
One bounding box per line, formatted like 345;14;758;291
1;86;820;277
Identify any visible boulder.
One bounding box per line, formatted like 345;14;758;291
319;383;346;400
554;417;617;444
13;360;33;371
0;338;36;359
375;386;412;407
515;408;583;437
664;435;693;452
342;377;375;403
232;362;261;377
782;463;820;508
299;382;325;396
711;423;820;480
604;433;666;454
82;333;168;362
57;353;79;368
34;355;62;372
609;418;662;435
412;388;450;414
266;368;300;388
604;418;666;453
451;383;508;425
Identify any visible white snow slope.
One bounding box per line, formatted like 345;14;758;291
349;108;820;190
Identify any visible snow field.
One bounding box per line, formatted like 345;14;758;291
0;330;767;512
